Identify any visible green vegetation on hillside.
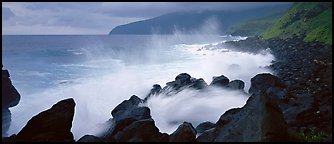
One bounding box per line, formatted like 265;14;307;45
298;127;328;142
261;2;332;45
226;13;284;36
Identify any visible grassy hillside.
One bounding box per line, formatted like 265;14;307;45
261;2;332;45
226;13;284;36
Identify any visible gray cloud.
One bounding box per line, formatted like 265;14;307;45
2;2;291;35
100;2;291;17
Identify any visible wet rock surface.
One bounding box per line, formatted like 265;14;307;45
169;122;196;142
7;98;76;142
2;66;21;137
204;37;332;141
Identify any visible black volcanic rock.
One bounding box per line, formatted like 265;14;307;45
2;66;21;136
195;121;215;134
77;135;109;142
111;95;145;119
189;78;208;90
226;79;245;90
210;75;230;87
199;92;289;142
161;73;208;96
2;108;11;137
13;98;75;142
209;36;332;141
248;73;287;101
163;73;192;92
102;96;170;142
2;69;20;108
196;72;295;142
103;95;153;141
144;84;162;101
196;127;216;142
169;122;196;142
175;73;192;85
113;118;168;142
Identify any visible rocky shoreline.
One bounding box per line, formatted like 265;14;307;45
214;37;332;141
2;37;332;142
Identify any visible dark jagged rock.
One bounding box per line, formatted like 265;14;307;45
113;118;168;142
248;73;287;101
189;78;208;90
195;121;215;134
77;135;109;142
210;75;230;87
144;84;162;101
103;95;153;141
101;95;170;142
2;69;21;108
2;134;17;142
175;73;192;85
2;66;21;136
196;127;216;142
169;122;196;142
104;106;151;138
210;36;332;141
160;73;209;96
253;38;331;139
2;108;11;137
111;95;145;119
13;98;75;142
226;79;245;90
213;92;289;142
163;73;192;93
248;73;285;95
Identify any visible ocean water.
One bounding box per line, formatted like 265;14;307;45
2;35;274;139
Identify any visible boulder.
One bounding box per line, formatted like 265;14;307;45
111;95;146;119
248;73;287;100
196;127;216;142
144;84;162;101
2;68;20;108
169;122;196;142
103;95;151;140
2;67;21;136
175;73;192;85
213;92;289;142
195;121;215;134
13;98;76;142
113;118;168;142
161;73;206;96
163;73;192;92
210;75;229;87
189;78;208;90
2;108;11;137
77;135;109;142
226;80;245;90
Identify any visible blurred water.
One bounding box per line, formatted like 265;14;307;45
2;34;273;139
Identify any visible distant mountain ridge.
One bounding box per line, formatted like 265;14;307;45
109;4;291;35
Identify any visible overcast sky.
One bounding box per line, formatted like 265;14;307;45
2;2;290;35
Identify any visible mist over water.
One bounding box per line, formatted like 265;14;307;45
3;34;274;140
145;87;249;134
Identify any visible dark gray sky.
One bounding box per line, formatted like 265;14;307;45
2;2;290;35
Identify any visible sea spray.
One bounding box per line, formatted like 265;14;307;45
145;86;249;134
5;35;274;140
